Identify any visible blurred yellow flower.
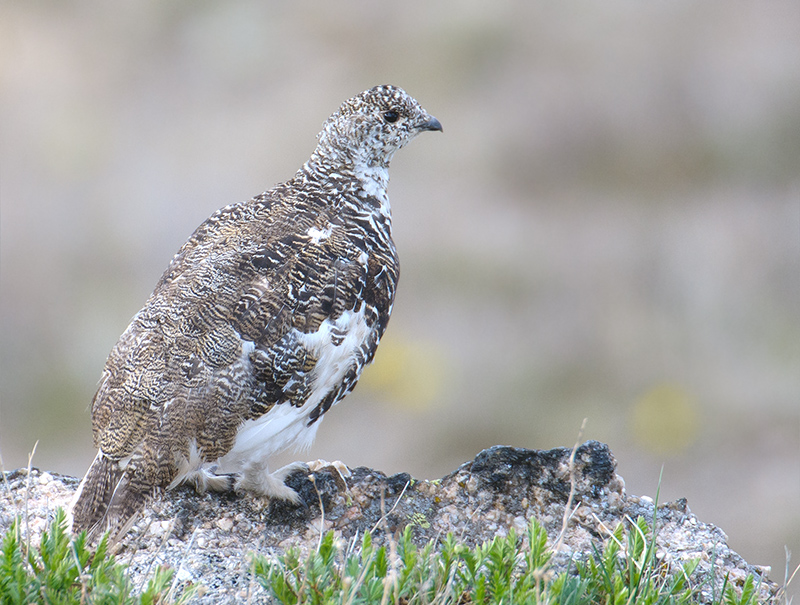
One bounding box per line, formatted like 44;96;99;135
358;333;449;410
631;383;699;455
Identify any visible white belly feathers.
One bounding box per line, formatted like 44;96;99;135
214;304;371;475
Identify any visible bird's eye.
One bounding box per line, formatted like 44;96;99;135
383;110;400;123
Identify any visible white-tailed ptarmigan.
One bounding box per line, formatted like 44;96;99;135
70;85;442;542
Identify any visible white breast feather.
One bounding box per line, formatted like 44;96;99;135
355;164;391;218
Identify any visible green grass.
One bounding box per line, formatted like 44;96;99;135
0;509;195;604
0;509;773;604
254;517;709;605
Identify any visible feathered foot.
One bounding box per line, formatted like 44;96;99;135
234;461;309;504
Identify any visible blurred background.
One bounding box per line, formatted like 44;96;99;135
1;0;798;593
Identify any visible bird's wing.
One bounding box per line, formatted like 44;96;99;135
89;190;388;464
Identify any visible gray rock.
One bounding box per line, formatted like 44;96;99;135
1;441;779;603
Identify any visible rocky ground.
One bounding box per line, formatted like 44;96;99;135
0;441;781;603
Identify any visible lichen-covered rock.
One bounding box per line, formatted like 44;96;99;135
1;441;778;603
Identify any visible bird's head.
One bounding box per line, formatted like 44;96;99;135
313;85;442;173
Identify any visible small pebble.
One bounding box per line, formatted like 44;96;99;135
175;566;194;583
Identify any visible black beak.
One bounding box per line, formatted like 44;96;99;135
418;116;443;132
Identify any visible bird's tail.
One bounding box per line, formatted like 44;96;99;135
69;450;147;543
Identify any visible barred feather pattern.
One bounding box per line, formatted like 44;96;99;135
70;85;442;542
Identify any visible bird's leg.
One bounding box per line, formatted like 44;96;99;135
235;460;308;504
180;466;236;494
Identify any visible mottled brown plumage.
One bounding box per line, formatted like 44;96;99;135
70;85;441;541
